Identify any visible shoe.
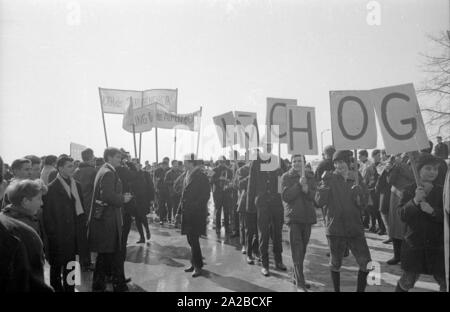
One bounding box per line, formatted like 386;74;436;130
184;266;194;272
124;277;132;284
146;231;151;240
136;238;145;244
246;257;255;265
377;230;386;236
386;258;400;265
241;247;246;254
275;262;287;271
261;267;270;277
192;269;202;278
382;238;392;244
369;226;377;233
395;283;407;292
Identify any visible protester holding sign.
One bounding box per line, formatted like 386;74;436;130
281;154;317;291
396;153;446;292
385;154;415;265
316;150;371;292
247;146;288;277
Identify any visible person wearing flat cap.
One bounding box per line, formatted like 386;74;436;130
316;150;372;292
396;153;446;292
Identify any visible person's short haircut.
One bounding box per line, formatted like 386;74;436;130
81;148;94;162
43;155;57;166
371;149;381;158
56;155;73;169
290;154;303;161
358;150;368;157
171;160;178;166
163;157;170;163
437;136;442;140
103;147;122;162
11;158;32;172
6;179;46;206
24;155;41;166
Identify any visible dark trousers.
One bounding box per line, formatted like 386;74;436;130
239;212;246;246
135;213;150;240
121;212;132;261
157;193;171;222
76;214;91;267
289;223;312;286
186;234;203;269
246;212;259;257
92;251;126;292
50;259;76;292
213;191;233;231
256;194;284;269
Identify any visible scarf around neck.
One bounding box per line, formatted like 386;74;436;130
56;173;84;216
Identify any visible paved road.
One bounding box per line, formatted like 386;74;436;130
44;208;440;292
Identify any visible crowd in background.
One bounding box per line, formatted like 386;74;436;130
0;136;448;292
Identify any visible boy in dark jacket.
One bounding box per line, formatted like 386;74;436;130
396;153;446;292
281;154;317;291
316;150;371;292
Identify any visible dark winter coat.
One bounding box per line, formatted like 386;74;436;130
180;167;211;237
246;155;286;214
87;164;123;253
316;170;368;237
130;170;154;217
73;162;97;215
0;213;53;292
42;178;85;265
281;169;317;225
399;183;445;276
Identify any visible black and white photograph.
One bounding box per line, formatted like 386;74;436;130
0;0;449;300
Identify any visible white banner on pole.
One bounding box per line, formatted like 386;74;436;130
99;88;177;114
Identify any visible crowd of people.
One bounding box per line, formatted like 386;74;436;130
0;136;448;292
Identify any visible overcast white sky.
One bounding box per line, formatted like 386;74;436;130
0;0;448;164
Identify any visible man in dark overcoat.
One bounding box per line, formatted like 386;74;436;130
87;147;132;292
177;155;211;277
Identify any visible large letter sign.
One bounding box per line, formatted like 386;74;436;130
266;98;297;143
213;111;236;148
329;90;377;150
287;106;318;155
371;83;429;154
235;111;259;150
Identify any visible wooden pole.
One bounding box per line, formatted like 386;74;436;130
133;125;138;159
353;149;359;185
300;154;306;178
98;88;109;147
174;129;177;160
408;152;422;187
155;127;159;164
196;107;203;157
139;133;142;163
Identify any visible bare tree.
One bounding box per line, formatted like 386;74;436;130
418;31;450;140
